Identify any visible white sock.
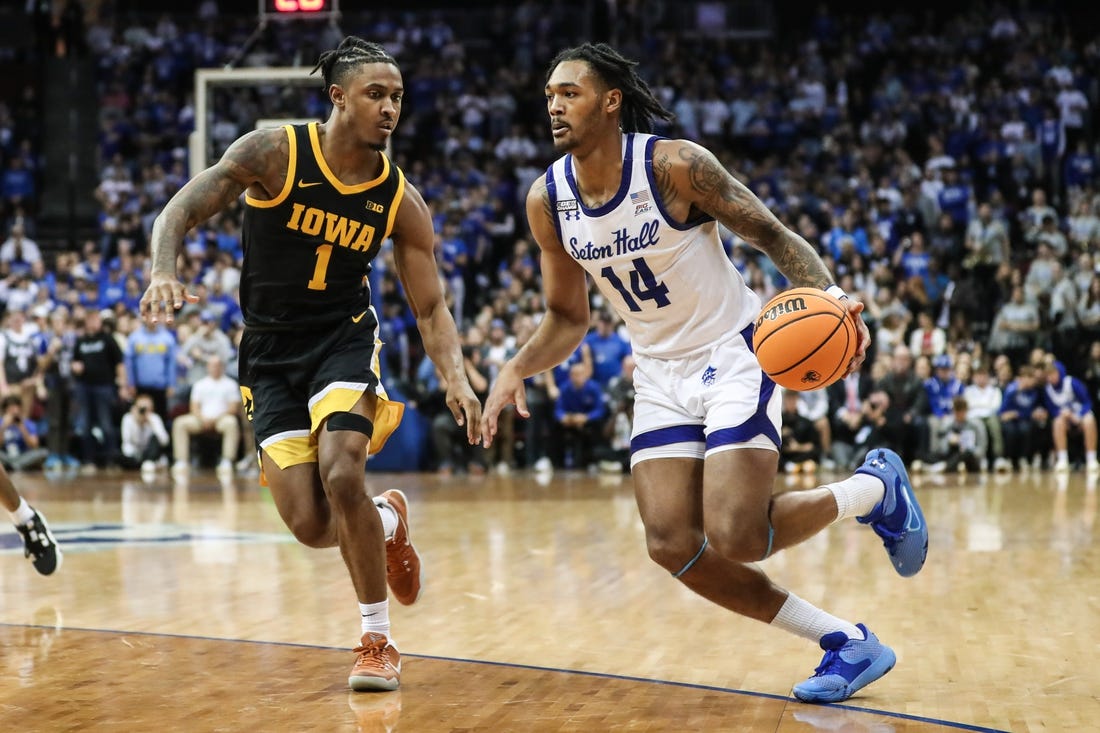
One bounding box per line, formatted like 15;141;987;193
359;600;391;642
770;592;862;643
9;498;35;526
1058;450;1069;463
1088;451;1097;464
825;473;885;522
374;499;398;541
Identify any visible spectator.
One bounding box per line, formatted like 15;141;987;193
1080;274;1100;347
178;310;233;398
964;364;1009;471
796;387;835;470
71;308;125;471
0;222;42;272
1043;359;1099;473
0;308;40;417
171;355;240;478
925;397;988;474
36;307;78;470
826;369;873;470
962;203;1008;327
119;393;169;473
907;309;946;359
583;311;631;389
1027;215;1068;260
124;319;177;421
430;345;489;476
916;353;966;464
553;362;606;471
851;388;896;458
780;389;821;474
595;353;635;474
988;285;1040;367
998;364;1048;471
0;395;48;472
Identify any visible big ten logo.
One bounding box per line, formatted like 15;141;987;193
286;203;376;251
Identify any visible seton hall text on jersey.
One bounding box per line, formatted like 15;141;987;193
568;219;660;261
285;203;377;251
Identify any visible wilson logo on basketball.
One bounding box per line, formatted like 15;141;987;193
755;296;806;327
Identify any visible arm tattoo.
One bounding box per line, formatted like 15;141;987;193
652;151;678;209
684;146;832;288
150;130;283;274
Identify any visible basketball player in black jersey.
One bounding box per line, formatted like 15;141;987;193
140;37;482;692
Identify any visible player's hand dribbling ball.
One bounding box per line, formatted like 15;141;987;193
753;287;858;391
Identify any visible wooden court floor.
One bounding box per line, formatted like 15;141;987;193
1;465;1097;732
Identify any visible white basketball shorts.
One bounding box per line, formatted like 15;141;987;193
630;324;781;468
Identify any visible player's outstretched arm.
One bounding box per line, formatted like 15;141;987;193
652;138;869;374
142;127;287;324
392;183;482;445
481;178;590;448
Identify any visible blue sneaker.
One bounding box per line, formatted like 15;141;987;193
792;624;896;704
855;448;928;577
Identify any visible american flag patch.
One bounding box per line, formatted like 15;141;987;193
629;190;650;204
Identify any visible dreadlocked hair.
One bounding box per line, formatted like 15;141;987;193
311;36;397;90
547;43;674;134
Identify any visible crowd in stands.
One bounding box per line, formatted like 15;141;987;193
1;2;1099;476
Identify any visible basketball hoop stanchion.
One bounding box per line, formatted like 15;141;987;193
190;67;317;177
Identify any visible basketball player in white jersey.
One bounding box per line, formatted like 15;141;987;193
480;43;929;704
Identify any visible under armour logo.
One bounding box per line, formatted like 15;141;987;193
562;210;580;221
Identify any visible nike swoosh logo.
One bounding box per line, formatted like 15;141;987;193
297;179;323;188
351;311;367;324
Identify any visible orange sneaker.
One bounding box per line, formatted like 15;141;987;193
379;490;421;605
349;632;401;691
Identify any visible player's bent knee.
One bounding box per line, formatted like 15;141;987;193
644;529;706;573
285;514;336;548
319;457;369;508
708;520;772;564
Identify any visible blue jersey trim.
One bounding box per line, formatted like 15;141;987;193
631;424;706;453
564;133;635;218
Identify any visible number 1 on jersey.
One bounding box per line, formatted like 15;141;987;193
600;257;670;312
308;243;332;290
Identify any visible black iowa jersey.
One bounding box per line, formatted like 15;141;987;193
240;122;405;330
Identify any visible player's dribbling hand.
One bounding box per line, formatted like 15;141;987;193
140;272;199;325
447;381;483;446
480;365;529;449
840;298;870;377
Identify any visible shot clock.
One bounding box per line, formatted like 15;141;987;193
260;0;339;20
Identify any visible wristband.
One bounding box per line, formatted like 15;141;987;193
825;284;848;300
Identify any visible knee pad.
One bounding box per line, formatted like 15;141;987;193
325;411;374;439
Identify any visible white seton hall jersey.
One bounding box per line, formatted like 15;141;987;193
545;133;759;359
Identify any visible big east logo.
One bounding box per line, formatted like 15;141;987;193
755;295;807;329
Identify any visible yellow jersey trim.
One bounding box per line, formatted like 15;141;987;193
308;121;391;194
382;167;406;241
244;125;296;208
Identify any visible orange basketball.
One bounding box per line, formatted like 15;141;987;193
753;287;857;391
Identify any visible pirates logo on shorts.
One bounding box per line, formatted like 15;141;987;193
701;365;717;386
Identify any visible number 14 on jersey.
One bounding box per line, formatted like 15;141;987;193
600;257;670;312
